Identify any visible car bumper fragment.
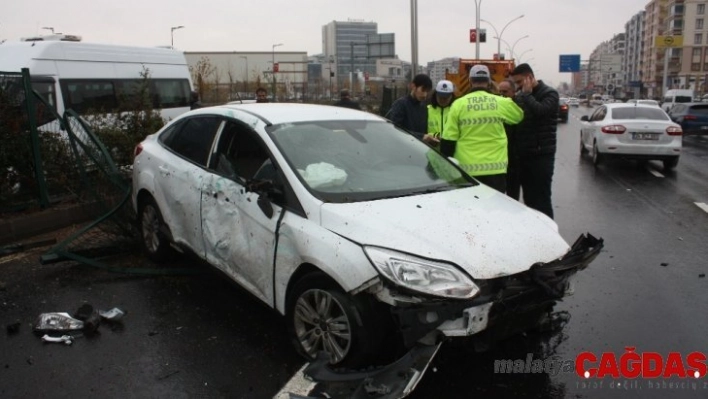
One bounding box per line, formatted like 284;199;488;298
299;342;442;399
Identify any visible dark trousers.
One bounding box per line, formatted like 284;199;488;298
516;154;555;219
475;173;507;193
506;158;521;200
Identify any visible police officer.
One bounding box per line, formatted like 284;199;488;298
426;80;456;148
441;65;524;193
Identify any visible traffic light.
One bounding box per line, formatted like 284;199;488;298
479;29;487;43
469;29;477;43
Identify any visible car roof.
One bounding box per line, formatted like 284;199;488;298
193;103;383;125
602;103;661;109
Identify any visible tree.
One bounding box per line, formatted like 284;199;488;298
189;56;215;100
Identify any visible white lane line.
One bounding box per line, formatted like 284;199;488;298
695;202;708;214
646;165;664;178
273;363;316;399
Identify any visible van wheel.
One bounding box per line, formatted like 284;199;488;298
286;273;391;368
138;197;173;263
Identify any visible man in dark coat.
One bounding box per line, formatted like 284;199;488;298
333;89;361;110
385;74;433;143
510;63;560;219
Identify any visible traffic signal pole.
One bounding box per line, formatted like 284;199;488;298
474;0;481;59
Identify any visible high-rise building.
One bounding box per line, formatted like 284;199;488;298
677;0;708;94
426;57;460;85
642;0;670;98
624;10;646;97
588;33;625;96
322;20;395;90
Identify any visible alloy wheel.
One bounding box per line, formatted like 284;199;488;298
293;288;352;363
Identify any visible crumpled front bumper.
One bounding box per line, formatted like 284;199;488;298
390;233;603;346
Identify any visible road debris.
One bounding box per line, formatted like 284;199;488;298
34;312;84;332
99;308;126;321
660;263;669;267
700;274;706;278
41;334;73;345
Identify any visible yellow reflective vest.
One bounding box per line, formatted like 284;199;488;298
427;104;452;139
442;89;523;176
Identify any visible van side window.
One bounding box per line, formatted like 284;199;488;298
60;78;191;115
663;97;671;103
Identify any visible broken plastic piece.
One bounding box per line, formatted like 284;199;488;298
34;312;84;332
99;307;125;321
41;334;73;345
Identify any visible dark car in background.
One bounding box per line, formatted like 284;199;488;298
668;103;708;135
559;98;569;123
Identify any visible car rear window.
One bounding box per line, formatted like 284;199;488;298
688;105;708;115
611;107;669;121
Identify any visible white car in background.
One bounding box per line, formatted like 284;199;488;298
626;99;660;107
132;103;602;377
580;103;682;170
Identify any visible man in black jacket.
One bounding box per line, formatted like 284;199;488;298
385;74;434;143
333;89;361;110
510;63;559;219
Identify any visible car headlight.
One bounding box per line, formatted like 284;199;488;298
364;246;480;299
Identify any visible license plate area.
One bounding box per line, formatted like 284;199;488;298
632;132;660;140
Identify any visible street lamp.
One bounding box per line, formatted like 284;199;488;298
42;27;55;35
272;43;283;101
328;56;335;101
493;35;529;60
239;55;248;94
171;26;184;49
481;14;524;59
517;50;533;64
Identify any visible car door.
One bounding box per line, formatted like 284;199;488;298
586;107;608;145
200;117;288;305
156;115;222;256
581;107;604;148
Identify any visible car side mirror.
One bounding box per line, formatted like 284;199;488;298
580;115;589;122
257;195;274;219
246;178;284;219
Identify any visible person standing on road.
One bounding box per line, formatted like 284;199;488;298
426;80;456;148
386;74;434;143
256;87;269;103
510;63;560;219
498;78;521;200
333;89;362;110
441;65;524;193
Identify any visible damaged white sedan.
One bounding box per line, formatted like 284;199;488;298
132;103;602;371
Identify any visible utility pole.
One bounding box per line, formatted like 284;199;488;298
474;0;482;59
410;0;419;75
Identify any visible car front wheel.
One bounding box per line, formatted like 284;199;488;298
138;197;173;263
286;273;392;367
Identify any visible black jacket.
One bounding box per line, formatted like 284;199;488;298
386;94;427;140
333;98;361;110
514;80;559;156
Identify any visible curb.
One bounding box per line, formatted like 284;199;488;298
0;202;105;246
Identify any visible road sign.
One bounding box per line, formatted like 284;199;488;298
655;35;684;48
559;54;581;72
606;84;615;92
469;29;477;43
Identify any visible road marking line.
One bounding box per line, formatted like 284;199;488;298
695;202;708;214
646;165;664;178
273;363;316;399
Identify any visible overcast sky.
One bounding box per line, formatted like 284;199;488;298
4;0;650;86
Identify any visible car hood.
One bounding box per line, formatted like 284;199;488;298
319;185;570;280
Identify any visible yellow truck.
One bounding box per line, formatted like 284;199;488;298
445;59;516;96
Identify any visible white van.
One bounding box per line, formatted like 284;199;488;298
661;89;694;112
0;36;194;126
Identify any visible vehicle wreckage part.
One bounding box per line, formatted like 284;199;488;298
34;312;84;332
41;334;73;345
301;342;442;399
364;246;479;299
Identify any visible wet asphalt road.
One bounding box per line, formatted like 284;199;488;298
2;106;708;398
